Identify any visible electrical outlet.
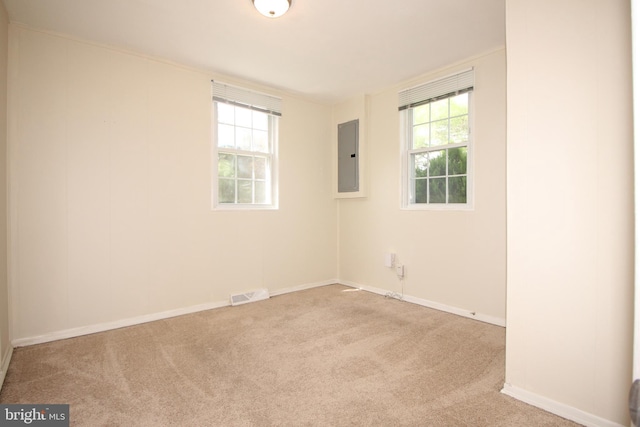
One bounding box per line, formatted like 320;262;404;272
396;264;404;278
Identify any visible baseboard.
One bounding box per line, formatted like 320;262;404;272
269;279;338;297
12;279;339;348
501;383;625;427
0;345;13;391
339;280;506;327
12;299;232;347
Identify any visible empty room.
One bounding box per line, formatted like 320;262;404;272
0;0;637;426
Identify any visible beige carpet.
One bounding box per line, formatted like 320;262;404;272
1;284;580;426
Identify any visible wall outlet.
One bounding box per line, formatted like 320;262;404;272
396;264;404;277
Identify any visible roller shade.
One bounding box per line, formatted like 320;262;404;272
212;81;282;116
398;68;474;111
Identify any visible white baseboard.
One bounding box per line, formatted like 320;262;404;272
269;279;338;297
501;383;625;427
339;280;506;327
12;300;231;347
12;279;339;348
0;345;13;391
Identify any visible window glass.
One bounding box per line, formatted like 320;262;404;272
214;103;277;207
403;91;472;207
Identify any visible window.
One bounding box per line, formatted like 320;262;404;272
212;82;280;209
400;69;474;208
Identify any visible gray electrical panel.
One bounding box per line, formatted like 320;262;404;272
338;119;359;193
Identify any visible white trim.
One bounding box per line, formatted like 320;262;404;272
501;384;625;427
11;279;338;348
0;345;13;391
269;279;338;297
12;301;229;347
338;280;505;327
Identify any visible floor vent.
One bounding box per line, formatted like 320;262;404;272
230;288;270;306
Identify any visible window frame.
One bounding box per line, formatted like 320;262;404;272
400;90;474;211
212;101;279;211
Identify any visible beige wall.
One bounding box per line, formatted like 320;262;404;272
8;26;337;341
337;49;507;323
0;3;9;382
5;5;636;424
505;0;634;424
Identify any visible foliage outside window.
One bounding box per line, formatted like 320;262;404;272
400;69;474;209
214;102;278;208
407;92;471;206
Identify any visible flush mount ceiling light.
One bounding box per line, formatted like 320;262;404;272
252;0;291;18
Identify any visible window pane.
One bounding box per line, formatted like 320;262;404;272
450;93;468;117
218;124;235;148
238;180;252;203
255;181;267;204
431;98;449;121
219;178;235;203
413;124;429;148
413;153;428;178
253;111;268;131
414;179;427;204
429;178;446;203
237;155;253;179
213;97;276;208
254;156;267;180
430;119;448;146
217;103;235;125
450;115;469;144
253;129;268;152
218;153;236;177
413;105;429;124
236;127;252;151
449;176;467;203
402;89;472;208
428;150;446;177
236;107;252;127
448;147;467;175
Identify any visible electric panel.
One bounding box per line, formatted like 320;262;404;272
338;119;359;193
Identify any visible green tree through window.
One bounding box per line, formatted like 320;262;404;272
408;92;470;205
215;103;276;206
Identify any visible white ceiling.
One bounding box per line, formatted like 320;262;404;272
2;0;505;104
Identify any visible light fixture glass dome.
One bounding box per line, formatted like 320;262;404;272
253;0;291;18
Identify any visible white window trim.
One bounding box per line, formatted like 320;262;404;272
211;102;280;211
400;92;475;211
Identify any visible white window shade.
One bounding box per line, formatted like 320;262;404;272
212;81;282;116
398;69;474;111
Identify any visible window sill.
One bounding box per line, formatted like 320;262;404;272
401;203;474;211
213;203;279;211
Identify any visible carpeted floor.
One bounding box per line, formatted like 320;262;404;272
0;284;580;426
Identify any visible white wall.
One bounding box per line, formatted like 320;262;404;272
337;49;507;323
504;1;634;425
7;25;337;342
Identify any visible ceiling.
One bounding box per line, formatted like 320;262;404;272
2;0;505;104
